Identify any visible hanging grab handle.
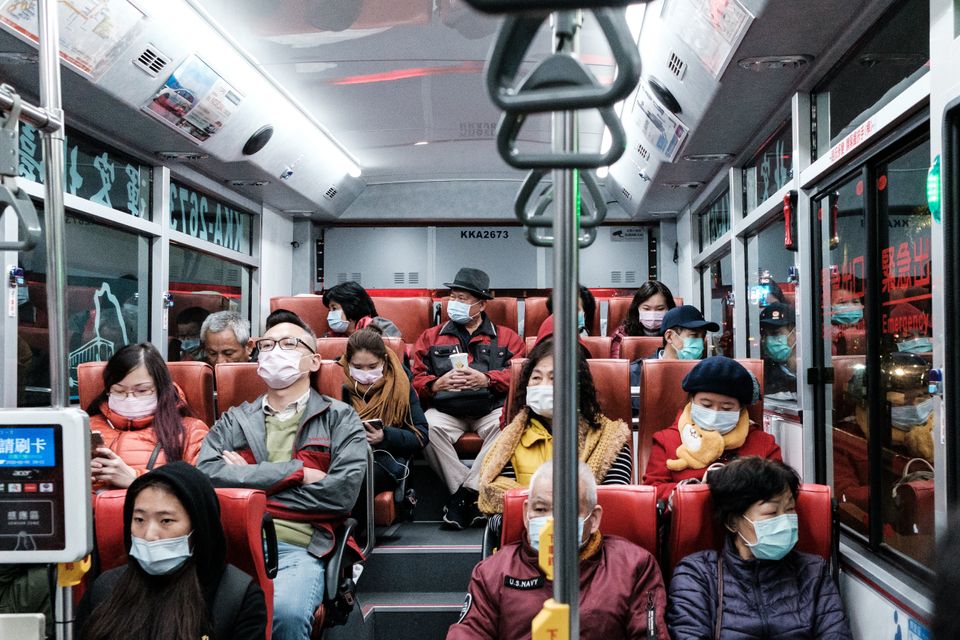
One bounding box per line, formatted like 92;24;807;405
0;86;41;252
497;103;626;168
514;169;607;227
486;9;641;113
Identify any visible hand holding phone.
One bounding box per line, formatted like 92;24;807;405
364;419;384;431
90;431;105;457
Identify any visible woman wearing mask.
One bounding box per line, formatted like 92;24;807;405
545;285;597;336
643;356;781;503
86;343;209;489
340;328;429;528
77;462;267;639
476;337;632;515
667;457;851;639
322;281;401;338
611;281;677;358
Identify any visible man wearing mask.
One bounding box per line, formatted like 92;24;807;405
447;461;668;640
412;267;525;529
656;305;718;360
759;302;798;401
197;314;366;640
171;306;210;361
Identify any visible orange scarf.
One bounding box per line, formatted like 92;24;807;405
340;349;419;441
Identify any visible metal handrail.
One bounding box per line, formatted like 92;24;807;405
0;87;63;133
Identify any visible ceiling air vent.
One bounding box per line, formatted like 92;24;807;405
133;45;170;78
394;272;405;285
621;187;632;200
408;272;420;285
636;143;651;162
610;271;622;284
667;52;687;80
324;186;338;200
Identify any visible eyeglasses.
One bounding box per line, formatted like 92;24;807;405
109;386;156;399
256;337;316;353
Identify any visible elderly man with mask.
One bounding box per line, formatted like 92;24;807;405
447;461;668;640
412;267;525;529
197;312;366;640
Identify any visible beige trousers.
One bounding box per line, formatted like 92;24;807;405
423;407;503;495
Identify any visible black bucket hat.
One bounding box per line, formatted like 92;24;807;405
444;267;492;300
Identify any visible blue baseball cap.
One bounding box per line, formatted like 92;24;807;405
661;305;720;335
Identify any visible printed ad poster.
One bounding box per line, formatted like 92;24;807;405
632;82;689;162
665;0;753;78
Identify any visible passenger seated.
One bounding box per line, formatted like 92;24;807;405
448;461;668;639
545;284;596;335
656;305;718;360
171;306;210;361
340;327;429;530
643;356;781;502
322;280;402;338
76;462;267;639
759;302;798;401
667;457;851;639
201;310;255;365
477;337;631;515
0;565;52;638
197;313;366;640
610;280;677;358
86;343;209;489
412;267;525;529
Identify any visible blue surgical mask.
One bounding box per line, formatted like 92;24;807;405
327;309;350;333
897;337;933;354
831;305;863;325
676;336;704;360
16;286;28;306
690;403;741;434
890;397;935;428
527;516;586;551
179;338;200;353
129;533;192;576
741;513;798;561
448;300;476;325
764;334;794;363
577;310;585;331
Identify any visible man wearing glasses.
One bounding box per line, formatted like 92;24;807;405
198;312;366;640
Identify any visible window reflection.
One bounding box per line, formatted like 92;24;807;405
702;254;733;357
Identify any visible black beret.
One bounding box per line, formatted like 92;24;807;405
682;355;759;406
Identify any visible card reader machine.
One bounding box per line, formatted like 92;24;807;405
0;408;91;563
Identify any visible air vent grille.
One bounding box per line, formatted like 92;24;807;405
133;46;170;78
667;52;687;80
625;270;637;284
635;143;651;162
621;187;632;200
337;272;361;284
408;272;420;285
394;272;405;285
324;187;338;199
610;271;622;284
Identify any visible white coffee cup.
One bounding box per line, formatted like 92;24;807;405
449;353;469;369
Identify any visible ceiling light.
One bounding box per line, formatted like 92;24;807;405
857;53;928;67
597;166;609;178
663;182;702;190
737;55;813;72
683;153;734;162
0;52;38;64
155;151;208;161
414;141;429;146
346;161;362;178
648;210;678;217
227;179;270;187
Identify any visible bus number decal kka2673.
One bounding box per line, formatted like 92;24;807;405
169;182;250;253
460;230;510;239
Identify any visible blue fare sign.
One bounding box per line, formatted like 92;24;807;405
0;427;55;467
19;123;152;218
169;180;252;254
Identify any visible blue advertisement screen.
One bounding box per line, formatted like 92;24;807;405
0;427;57;467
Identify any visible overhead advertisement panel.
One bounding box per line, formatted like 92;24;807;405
631;82;689;162
0;0;146;78
663;0;753;78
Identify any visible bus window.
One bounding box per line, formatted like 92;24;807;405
701;253;733;358
746;218;798;403
742;121;793;211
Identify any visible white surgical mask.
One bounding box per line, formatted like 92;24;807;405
257;348;308;389
890;397;935;428
525;385;553;418
527;516;587;551
350;366;383;386
327;309;350;334
637;310;665;331
108;394;158;419
129;533;192;576
691;403;741;434
448;300;476;325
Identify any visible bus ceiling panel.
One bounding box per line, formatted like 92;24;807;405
605;0;872;218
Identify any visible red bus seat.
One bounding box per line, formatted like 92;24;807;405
522;297;550;338
637;359;764;478
667;482;833;578
580;336;613;359
369;296;435;345
604;297;633;336
269;295;329;336
619;336;663;362
501;485;658;556
314;336;405;362
78;360;216;427
441;297;519;334
94;488;278;637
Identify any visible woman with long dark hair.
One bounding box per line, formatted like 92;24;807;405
611;280;677;358
476;337;632;514
86;343;208;489
77;462;266;639
340;328;428;528
322;280;402;337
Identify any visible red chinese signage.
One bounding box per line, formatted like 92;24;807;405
829;118;877;163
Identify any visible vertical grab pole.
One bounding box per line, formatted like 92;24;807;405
38;2;73;639
551;10;581;639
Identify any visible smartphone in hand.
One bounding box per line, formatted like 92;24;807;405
364;419;384;431
90;431;105;457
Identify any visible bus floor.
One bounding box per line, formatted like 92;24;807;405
328;459;481;639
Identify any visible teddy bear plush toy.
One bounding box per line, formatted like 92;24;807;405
666;420;725;471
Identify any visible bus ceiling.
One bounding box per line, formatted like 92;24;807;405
0;0;899;223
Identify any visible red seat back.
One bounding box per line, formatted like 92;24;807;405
215;362;343;417
501;485;658;556
523;297;550;338
579;336;612;359
637;359;764;476
314;337;405;362
667;483;832;577
604;297;633;336
170;292;231;327
369;296;435;345
619;336;663;362
93;488;275;635
78;361;216;426
269;296;329;336
441;297;519;334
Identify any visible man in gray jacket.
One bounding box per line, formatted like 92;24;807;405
198;314;366;640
